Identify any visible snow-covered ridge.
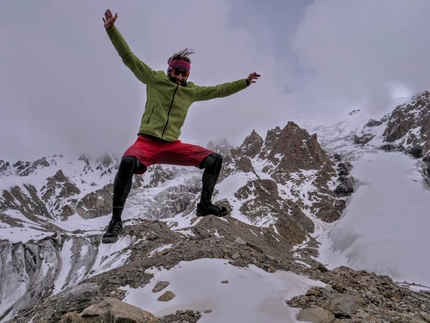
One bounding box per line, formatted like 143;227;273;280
2;91;430;322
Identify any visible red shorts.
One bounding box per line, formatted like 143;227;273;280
122;135;213;174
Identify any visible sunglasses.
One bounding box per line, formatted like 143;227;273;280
170;68;190;77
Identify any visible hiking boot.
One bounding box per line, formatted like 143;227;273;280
102;219;123;244
196;202;229;217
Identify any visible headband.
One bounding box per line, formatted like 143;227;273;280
168;58;191;72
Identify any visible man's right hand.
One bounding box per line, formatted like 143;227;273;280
103;9;118;29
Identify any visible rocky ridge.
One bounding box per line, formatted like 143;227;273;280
354;91;430;185
2;91;430;322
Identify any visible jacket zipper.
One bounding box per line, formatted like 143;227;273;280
162;85;178;138
147;105;155;124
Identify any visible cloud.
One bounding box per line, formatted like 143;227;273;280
7;0;428;161
0;0;293;161
290;0;430;119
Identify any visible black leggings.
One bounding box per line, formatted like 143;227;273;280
200;153;223;206
112;156;145;219
112;153;223;218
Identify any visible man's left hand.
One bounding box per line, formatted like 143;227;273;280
247;72;261;85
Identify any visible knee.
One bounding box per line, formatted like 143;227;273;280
119;156;147;174
200;153;223;169
120;156;138;171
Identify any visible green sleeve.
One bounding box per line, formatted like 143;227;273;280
194;79;248;101
106;26;156;84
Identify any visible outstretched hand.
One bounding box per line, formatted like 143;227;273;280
103;9;118;29
247;72;261;85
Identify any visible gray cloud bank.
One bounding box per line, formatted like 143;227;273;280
1;0;430;161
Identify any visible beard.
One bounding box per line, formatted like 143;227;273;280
168;74;187;86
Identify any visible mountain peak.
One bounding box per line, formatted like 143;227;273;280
2;95;430;322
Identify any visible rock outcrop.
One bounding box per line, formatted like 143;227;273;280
3;97;430;323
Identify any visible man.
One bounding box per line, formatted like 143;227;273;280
101;9;260;243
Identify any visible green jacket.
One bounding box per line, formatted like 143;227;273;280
106;26;248;141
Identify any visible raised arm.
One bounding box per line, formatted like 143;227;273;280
194;72;261;101
103;9;156;84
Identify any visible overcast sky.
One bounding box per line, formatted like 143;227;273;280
1;0;430;161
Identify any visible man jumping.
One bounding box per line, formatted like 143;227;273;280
101;9;260;243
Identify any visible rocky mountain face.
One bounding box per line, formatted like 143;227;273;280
0;154;119;222
1;91;430;322
354;90;430;185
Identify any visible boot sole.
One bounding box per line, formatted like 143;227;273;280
196;212;229;217
102;236;119;244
